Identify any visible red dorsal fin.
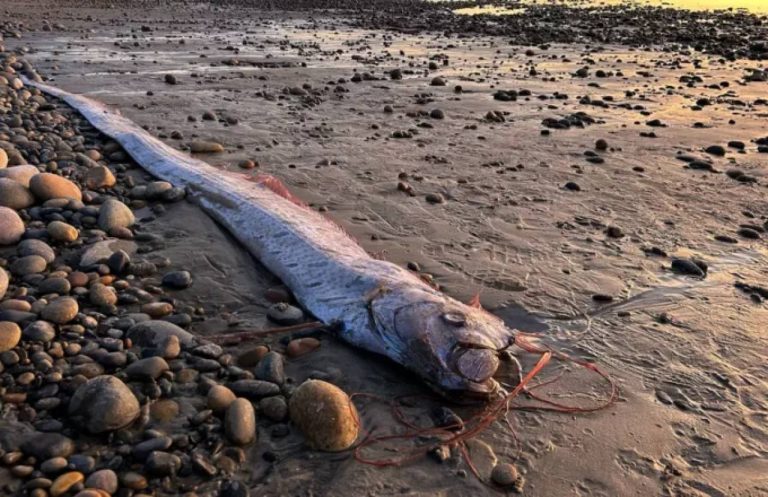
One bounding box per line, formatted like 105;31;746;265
249;174;307;208
468;293;482;309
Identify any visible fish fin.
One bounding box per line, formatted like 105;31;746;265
250;174;308;208
468;293;482;309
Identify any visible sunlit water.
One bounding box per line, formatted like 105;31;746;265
451;0;768;15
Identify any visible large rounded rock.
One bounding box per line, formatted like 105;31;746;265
0;269;8;300
68;376;140;433
288;379;359;451
29;173;82;201
0;178;34;210
98;199;135;233
0;165;39;187
207;385;236;413
10;255;47;276
85;166;116;190
225;398;256;446
0;321;21;352
89;283;117;307
127;320;194;348
41;297;79;324
0;206;24;245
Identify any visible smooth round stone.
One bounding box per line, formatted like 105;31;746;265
18;239;55;264
0;268;8;300
0;299;31;312
85;166;116;190
38;277;71;295
50;471;84;497
286;337;321;358
266;303;304;325
189;141;224;153
125;356;169;381
491;463;519;487
89;283;117;307
133;436;172;461
0;321;21;352
0;206;25;245
225;398;257;446
120;472;147;490
207;385;236;413
69;376;140;433
161;270;192;289
84;469;117;493
149;399;178;422
40;457;68;475
259;395;288;421
127;320;194;348
0;148;6;168
236;345;269;367
97;199;135;233
30;173;82;201
254;351;285;385
289;379;359;451
41;297;78;324
0;164;39;187
0;177;35;210
141;302;173;318
47;221;78;243
21;433;75;459
67;271;90;288
145;451;181;476
11;255;47;276
23;321;56;342
145;181;172;199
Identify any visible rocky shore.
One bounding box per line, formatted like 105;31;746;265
0;47;363;497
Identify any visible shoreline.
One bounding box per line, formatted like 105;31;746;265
2;2;768;496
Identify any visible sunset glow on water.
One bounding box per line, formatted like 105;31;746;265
453;0;768;15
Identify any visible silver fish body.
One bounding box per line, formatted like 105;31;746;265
25;78;515;397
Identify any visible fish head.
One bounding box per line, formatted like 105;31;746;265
373;287;515;399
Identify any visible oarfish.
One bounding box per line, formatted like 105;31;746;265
24;77;516;398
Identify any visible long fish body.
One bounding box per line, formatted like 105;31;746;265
25;77;516;398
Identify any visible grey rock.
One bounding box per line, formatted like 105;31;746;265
145;451;181;476
84;469;118;494
20;433;75;460
68;375;140;433
18;239;55;264
23;321;56;343
125;356;169;381
127;320;194;348
227;380;280;399
98;199;135;233
254;352;285;385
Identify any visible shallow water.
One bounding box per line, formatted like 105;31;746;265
451;0;768;15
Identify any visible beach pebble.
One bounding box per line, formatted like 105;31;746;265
98;199;135;232
0;148;6;168
491;463;519;487
190;141;224;153
89;283;117;307
145;451;181;476
288;379;359;451
50;471;84;497
0;164;39;187
18;239;56;264
47;221;79;243
0;269;8;300
141;302;173;317
23;320;56;342
267;303;304;325
21;433;75;459
120;472;148;490
164;74;177;84
125;356;169;381
0;206;25;245
237;345;269;367
162;270;192;289
127;320;195;348
11;255;47;276
85;166;116;190
84;469;118;494
69;376;140;433
0;322;20;352
41;297;79;324
29;173;82;201
225;398;257;446
38;277;71;295
0;178;35;209
207;384;237;412
40;457;68;475
286;337;320;358
259;396;288;421
254;351;285;385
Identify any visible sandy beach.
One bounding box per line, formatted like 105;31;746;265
1;1;767;496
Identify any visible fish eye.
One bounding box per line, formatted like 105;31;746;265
441;312;466;327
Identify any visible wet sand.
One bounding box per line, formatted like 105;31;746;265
2;1;768;496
